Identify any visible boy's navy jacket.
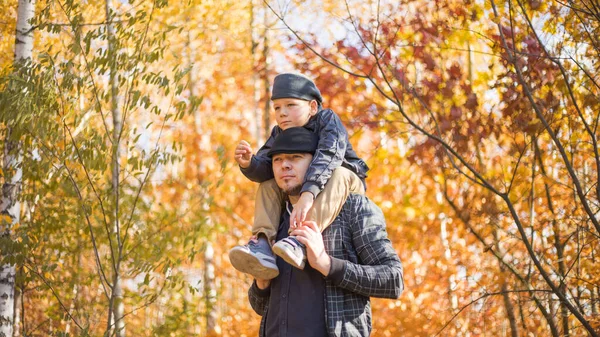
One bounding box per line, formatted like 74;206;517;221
240;108;370;198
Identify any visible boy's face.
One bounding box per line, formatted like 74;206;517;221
273;98;318;130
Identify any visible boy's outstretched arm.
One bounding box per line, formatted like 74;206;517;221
239;126;280;182
234;140;253;168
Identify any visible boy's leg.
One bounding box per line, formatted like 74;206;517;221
306;166;364;231
273;167;364;269
229;179;283;280
252;179;284;241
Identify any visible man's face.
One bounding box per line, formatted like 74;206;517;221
273;98;318;130
272;152;313;195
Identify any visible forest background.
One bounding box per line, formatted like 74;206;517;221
0;0;599;336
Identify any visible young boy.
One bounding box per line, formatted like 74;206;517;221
229;73;369;280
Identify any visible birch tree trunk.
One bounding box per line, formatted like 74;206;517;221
440;218;457;310
261;9;270;136
0;1;35;336
105;0;125;336
250;2;271;141
204;243;220;336
13;0;35;60
250;0;264;145
11;289;20;337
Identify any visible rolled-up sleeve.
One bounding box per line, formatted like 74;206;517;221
248;280;271;315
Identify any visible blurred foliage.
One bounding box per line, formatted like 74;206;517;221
1;0;599;336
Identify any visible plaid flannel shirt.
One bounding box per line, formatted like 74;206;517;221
248;194;404;337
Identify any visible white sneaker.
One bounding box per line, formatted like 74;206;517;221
272;236;307;269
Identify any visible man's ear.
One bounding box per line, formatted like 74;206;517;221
309;100;319;115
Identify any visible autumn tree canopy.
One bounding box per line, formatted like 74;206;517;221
0;0;599;336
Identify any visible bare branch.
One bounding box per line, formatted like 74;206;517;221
63;162;113;296
24;261;85;332
263;0;369;79
443;179;561;336
497;0;600;241
56;0;113;145
47;54;118;272
119;1;158;147
506;137;530;194
434;289;554;337
515;0;600;209
121;76;179;250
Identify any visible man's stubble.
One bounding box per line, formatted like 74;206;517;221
282;183;302;197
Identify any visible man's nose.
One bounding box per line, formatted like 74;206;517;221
281;159;292;168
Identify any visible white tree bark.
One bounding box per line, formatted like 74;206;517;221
14;0;35;60
12;282;21;337
204;243;220;336
1;1;35;336
250;0;264;145
261;9;271;137
105;0;125;336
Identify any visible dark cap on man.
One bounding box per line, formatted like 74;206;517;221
271;73;323;104
267;127;319;157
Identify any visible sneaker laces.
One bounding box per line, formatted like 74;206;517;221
247;237;275;257
245;239;260;250
281;236;304;248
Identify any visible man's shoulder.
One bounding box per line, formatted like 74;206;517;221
342;194;384;217
315;108;340;121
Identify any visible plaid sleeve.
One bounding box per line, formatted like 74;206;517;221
247;280;270;315
335;195;404;299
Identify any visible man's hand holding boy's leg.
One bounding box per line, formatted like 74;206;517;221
291;221;331;277
290;191;314;228
272;192;314;270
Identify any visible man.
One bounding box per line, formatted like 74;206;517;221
247;127;404;337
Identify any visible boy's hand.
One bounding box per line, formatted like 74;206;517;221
291;221;331;276
235;140;253;168
290;192;314;229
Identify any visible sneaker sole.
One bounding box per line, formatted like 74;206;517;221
229;247;279;280
272;243;306;269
